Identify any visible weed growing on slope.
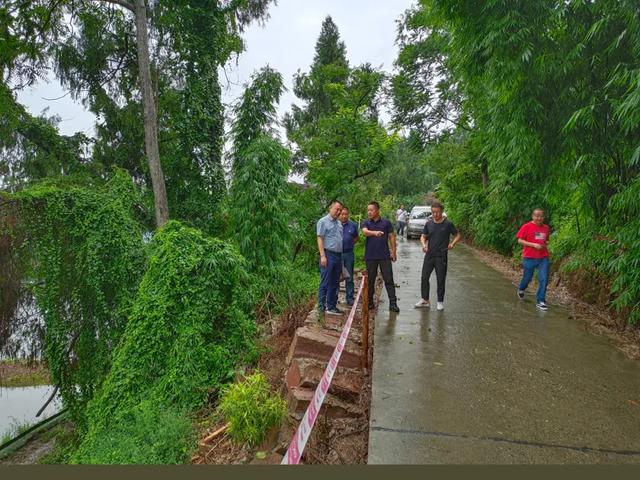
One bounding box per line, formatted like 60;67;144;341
218;372;287;447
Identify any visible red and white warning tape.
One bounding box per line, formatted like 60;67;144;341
281;277;365;465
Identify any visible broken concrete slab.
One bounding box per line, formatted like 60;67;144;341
286;326;363;369
286;357;363;400
288;387;364;420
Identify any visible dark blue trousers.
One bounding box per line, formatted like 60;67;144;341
519;257;550;303
319;251;342;311
342;250;355;304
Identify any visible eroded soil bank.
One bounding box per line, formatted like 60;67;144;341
192;274;384;465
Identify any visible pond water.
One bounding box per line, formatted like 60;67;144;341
0;385;61;440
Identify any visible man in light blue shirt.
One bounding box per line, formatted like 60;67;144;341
317;201;344;316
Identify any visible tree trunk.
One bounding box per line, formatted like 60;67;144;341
481;158;489;190
134;0;169;227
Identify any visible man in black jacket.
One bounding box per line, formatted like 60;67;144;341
414;202;461;311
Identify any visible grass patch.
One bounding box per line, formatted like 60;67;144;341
38;423;80;464
1;419;34;444
73;401;194;464
0;361;50;387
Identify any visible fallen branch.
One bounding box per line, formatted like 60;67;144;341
36;385;59;417
200;423;230;445
36;331;80;417
204;435;230;462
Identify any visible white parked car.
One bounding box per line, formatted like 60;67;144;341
406;205;447;239
406;206;431;239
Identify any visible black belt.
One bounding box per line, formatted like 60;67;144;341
325;250;342;255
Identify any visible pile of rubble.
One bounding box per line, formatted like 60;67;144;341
194;276;382;465
286;308;367;420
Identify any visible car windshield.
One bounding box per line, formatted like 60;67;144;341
411;210;431;219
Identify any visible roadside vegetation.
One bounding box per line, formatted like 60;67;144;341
218;372;287;447
392;0;640;325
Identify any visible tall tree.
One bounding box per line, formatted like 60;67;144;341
301;63;397;200
132;0;168;227
285;15;350;173
391;6;469;147
286;17;397;202
1;0;274;229
230;67;290;271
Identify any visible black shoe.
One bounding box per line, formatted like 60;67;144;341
536;302;549;311
325;308;343;316
389;304;400;313
517;289;525;300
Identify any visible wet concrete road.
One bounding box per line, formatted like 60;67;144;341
367;240;640;464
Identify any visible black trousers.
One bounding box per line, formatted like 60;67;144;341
366;259;397;306
421;254;448;302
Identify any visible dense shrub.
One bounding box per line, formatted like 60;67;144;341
230;136;291;273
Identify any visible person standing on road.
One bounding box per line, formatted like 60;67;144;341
317;200;344;317
339;206;359;306
414;202;461;311
516;208;551;311
396;204;408;237
362;201;400;313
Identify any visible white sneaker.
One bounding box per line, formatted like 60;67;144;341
414;299;430;308
536;302;549;311
436;302;444;311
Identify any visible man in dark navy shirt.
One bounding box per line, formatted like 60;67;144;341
362;201;399;313
339;206;359;306
414;201;461;311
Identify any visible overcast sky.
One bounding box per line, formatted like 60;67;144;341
16;0;415;138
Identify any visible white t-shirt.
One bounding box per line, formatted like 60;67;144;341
396;209;408;222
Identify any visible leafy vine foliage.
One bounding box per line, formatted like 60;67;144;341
74;220;257;463
2;170;146;421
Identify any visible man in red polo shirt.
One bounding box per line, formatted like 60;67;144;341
516;208;551;311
